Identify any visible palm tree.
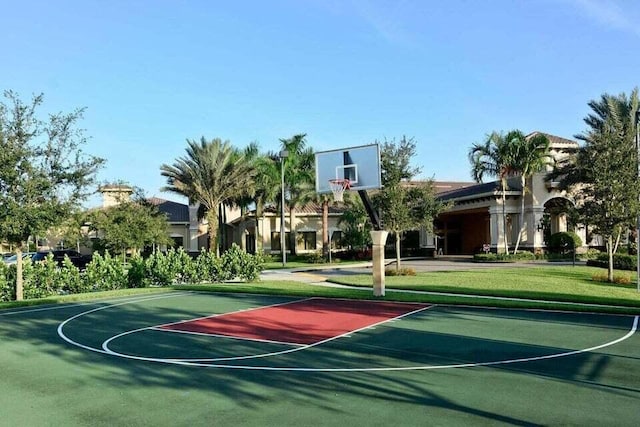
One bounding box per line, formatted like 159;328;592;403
280;134;315;257
511;131;551;253
251;152;280;253
160;137;255;255
469;132;519;254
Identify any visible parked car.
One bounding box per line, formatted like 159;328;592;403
43;250;92;269
3;252;37;265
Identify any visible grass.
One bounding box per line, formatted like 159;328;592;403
0;287;176;310
326;265;640;309
3;265;640;315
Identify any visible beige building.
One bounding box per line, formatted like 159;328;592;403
427;132;586;255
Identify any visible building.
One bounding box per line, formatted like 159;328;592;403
423;132;585;255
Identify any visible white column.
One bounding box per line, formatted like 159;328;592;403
370;230;389;297
488;206;503;252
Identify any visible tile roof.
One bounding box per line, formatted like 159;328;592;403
148;197;190;222
527;131;579;147
437;178;522;201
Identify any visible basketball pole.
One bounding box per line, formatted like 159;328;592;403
280;149;288;267
358;190;387;297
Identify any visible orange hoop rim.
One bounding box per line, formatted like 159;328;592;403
328;178;351;189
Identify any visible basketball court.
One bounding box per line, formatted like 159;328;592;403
2;291;639;425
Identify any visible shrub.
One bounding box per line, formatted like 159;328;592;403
127;255;150;288
195;249;225;282
305;251;326;264
22;254;60;299
578;248;601;260
59;256;86;294
587;253;637;271
83;252;128;291
547;232;582;253
385;267;416;276
220;244;263;282
591;271;632;285
0;262;14;302
473;251;535;262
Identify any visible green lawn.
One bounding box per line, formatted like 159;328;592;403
3;265;640;315
327;265;640;309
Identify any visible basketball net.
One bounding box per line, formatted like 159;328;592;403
329;179;350;202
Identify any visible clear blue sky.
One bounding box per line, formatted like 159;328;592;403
3;0;639;205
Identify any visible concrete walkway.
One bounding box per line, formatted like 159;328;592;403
260;257;585;283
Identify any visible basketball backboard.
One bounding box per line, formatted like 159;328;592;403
315;144;382;193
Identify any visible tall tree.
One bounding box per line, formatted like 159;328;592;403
469;132;519;254
252;153;280;253
160;138;255;255
85;189;171;260
338;195;372;251
279;134;315;257
549;89;640;281
0;91;103;300
374;136;449;270
510;131;551;253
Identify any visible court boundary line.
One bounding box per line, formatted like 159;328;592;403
104;314;639;371
56;294;639;372
0;292;181;316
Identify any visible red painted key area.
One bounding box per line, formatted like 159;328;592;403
160;298;429;345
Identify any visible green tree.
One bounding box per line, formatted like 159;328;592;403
279;134;315;257
160;138;256;255
549;89;640;282
374;137;449;270
252;153;280;253
469;131;519;254
510;131;551;253
0;91;103;300
338;196;372;251
86;189;171;261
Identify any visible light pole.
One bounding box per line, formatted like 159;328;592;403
636;110;640;292
280;149;288;267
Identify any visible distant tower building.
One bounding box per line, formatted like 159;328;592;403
99;184;133;208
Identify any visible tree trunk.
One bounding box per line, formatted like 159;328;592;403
513;176;526;254
289;205;297;256
15;246;24;301
322;199;329;259
207;206;219;256
607;235;614;282
255;201;263;253
501;181;509;255
395;232;401;271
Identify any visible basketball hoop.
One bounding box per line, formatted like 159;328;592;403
328;179;350;202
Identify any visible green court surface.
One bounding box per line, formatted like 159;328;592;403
1;291;639;426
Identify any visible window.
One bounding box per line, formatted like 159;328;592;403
171;236;184;248
330;231;343;249
270;232;291;251
299;231;317;251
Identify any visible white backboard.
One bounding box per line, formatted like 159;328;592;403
315;144;382;193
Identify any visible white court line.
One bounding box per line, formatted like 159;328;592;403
101;304;435;362
0;292;179;317
57;295;639;372
56;292;193;354
155;297;315;328
150;327;307;347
